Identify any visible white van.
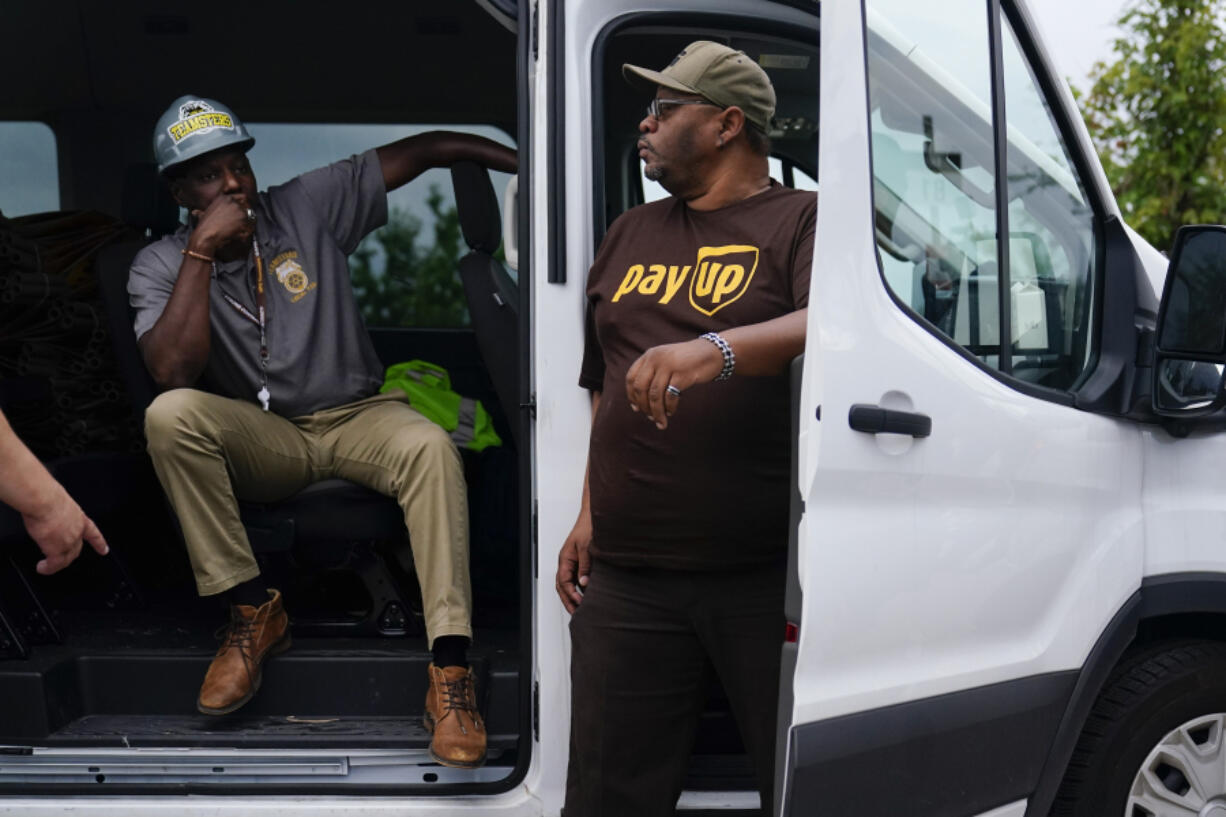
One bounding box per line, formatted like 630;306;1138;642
1;0;1224;815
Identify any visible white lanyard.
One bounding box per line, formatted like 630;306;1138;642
216;235;270;411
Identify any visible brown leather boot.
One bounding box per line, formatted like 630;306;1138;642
424;663;486;768
197;589;291;715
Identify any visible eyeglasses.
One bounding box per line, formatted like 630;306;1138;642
646;98;723;120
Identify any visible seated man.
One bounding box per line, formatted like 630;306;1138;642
129;95;515;768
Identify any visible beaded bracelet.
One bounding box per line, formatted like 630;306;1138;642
700;331;735;381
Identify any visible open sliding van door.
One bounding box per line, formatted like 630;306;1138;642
779;1;1154;815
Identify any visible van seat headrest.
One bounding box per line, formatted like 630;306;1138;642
121;162;180;238
450;162;502;254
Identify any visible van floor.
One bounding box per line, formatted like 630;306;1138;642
0;607;520;760
1;611;762;798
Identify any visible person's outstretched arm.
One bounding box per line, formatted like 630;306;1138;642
0;409;109;574
376;131;517;192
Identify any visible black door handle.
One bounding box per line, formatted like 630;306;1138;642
848;404;932;438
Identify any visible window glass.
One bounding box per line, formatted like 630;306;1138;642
866;0;1002;365
787;160;819;192
1000;15;1096;388
246;124;515;328
641;155;818;203
0;122;59;217
642;163;670;204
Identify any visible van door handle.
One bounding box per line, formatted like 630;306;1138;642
848;404;932;438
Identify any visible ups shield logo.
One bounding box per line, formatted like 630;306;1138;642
688;245;759;316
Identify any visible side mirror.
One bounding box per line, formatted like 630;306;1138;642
1153;226;1226;421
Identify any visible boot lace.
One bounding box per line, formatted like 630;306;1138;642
439;673;483;734
214;607;259;678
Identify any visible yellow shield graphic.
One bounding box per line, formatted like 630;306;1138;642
688;245;759;316
276;259;309;295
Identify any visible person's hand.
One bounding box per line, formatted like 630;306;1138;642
556;511;592;614
625;338;723;429
21;487;109;575
189;194;254;256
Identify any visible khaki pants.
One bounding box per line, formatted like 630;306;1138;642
144;388;471;646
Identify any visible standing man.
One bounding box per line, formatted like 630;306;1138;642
555;43;815;815
130;95;515;768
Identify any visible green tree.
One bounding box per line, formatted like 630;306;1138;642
1078;0;1226;251
349;184;470;327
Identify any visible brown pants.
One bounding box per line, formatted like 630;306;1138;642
564;558;785;817
144;388;471;646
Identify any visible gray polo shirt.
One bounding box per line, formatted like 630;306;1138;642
129;149;388;418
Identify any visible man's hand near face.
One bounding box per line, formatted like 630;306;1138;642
187;194;255;259
139;147;260;389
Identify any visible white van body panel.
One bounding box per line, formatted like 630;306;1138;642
1143;427;1226;577
528;2;577;813
1126;220;1170;291
791;0;1145;729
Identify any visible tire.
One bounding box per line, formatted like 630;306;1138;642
1053;640;1226;817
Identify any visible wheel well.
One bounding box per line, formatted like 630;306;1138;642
1133;612;1226;655
1026;579;1226;817
1048;639;1226;815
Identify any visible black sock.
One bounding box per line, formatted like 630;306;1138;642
224;578;269;608
432;635;469;669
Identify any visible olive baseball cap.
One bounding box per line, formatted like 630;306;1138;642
623;41;775;132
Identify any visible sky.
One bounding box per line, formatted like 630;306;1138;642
1024;0;1129;90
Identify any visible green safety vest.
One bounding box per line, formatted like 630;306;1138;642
380;360;503;453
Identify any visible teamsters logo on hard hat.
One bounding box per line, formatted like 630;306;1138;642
167;100;236;145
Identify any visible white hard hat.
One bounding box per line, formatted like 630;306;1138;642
153;95;255;175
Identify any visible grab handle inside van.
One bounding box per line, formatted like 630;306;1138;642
502;175;518;272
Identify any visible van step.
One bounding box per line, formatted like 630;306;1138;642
0;638;520;745
0;746;515;785
40;714;517;751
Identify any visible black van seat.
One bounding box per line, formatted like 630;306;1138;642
450;161;520;447
95;164;414;637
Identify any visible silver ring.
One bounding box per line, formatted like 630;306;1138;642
666;384;682;397
245;208;256;222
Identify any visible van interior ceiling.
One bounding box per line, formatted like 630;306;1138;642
0;0;525;794
3;2;519;213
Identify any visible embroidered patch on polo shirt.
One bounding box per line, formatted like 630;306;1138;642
272;250;317;303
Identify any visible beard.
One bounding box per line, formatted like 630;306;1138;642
640;128;699;195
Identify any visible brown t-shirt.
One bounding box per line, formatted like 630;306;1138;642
580;182;816;569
